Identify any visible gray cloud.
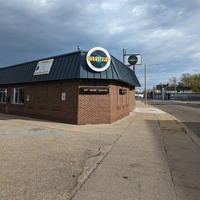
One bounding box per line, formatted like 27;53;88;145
0;0;200;89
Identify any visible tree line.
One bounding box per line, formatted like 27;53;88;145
169;73;200;93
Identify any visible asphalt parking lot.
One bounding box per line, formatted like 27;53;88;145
0;113;123;199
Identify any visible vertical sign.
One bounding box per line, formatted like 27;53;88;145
61;93;66;101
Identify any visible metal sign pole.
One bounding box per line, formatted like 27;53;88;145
123;49;126;64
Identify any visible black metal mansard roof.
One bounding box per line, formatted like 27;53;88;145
0;51;141;87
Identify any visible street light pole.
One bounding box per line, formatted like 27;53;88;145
144;63;147;105
144;63;159;105
162;83;164;101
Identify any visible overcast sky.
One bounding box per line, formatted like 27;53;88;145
0;0;200;90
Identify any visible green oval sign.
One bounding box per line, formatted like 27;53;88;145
128;55;138;65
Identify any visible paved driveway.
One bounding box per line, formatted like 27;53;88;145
0;114;123;200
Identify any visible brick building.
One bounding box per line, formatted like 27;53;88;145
0;47;140;124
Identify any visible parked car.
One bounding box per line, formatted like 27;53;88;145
135;93;144;98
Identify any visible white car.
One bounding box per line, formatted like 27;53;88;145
135;93;144;98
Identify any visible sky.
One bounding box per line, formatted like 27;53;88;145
0;0;200;90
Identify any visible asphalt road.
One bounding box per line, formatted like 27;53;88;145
147;99;200;138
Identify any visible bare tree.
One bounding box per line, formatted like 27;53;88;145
169;76;177;100
169;76;178;86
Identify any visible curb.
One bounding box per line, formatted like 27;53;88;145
170;114;200;149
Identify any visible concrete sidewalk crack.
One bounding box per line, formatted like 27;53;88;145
70;115;137;200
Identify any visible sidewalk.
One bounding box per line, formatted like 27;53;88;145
0;101;200;200
72;101;200;200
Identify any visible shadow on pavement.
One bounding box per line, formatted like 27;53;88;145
146;117;200;200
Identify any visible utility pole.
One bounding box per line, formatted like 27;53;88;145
144;63;159;105
144;63;147;105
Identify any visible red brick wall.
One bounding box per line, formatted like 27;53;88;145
77;80;135;125
110;83;135;123
0;81;79;124
78;80;111;124
0;80;136;124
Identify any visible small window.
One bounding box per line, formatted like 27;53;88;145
0;88;7;103
12;88;25;104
